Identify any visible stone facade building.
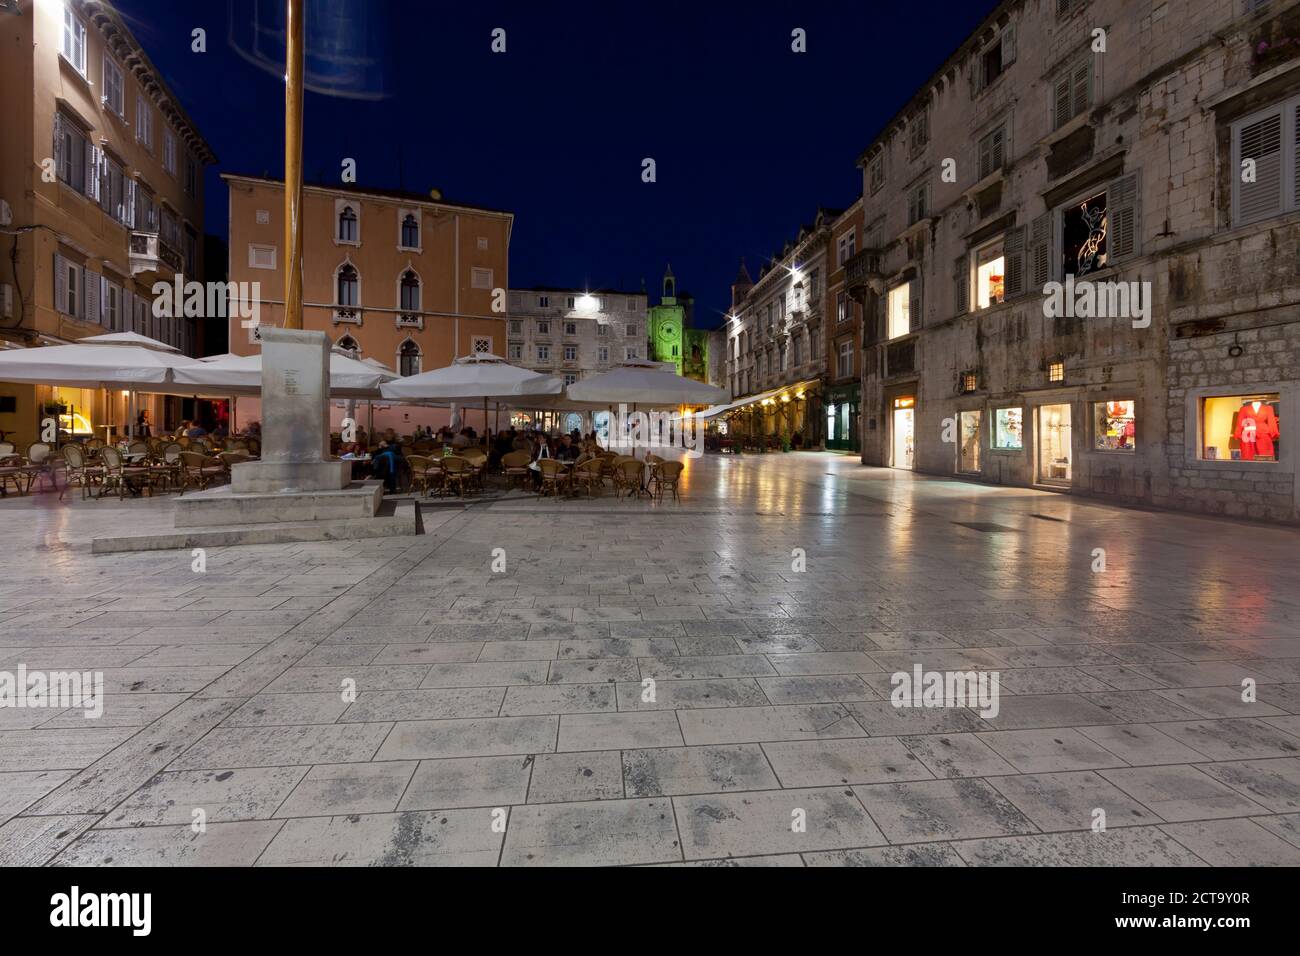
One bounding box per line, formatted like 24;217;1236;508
720;212;837;447
0;0;215;445
852;0;1300;522
506;287;648;381
826;199;866;451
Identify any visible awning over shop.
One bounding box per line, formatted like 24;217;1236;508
694;379;821;419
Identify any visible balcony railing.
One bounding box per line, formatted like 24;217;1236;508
844;247;883;301
128;232;182;277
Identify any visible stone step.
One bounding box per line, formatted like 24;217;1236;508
90;500;419;553
172;480;382;527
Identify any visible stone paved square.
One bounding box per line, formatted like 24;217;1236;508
2;453;1300;868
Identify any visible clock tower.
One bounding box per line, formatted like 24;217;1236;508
648;264;707;381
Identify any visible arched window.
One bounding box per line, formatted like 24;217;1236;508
336;334;359;354
337;264;358;306
400;270;420;312
338;205;357;242
399;339;421;377
401;213;419;249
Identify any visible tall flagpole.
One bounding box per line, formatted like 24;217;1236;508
283;0;305;331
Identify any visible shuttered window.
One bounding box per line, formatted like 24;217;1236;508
978;123;1006;180
1052;55;1092;130
1232;103;1287;226
953;254;969;315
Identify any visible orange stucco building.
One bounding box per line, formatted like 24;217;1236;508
0;0;215;446
222;174;513;432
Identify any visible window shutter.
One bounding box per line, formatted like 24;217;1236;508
1237;109;1283;224
53;113;65;181
1029;213;1054;287
83;268;100;325
953;254;969;315
908;281;922;333
1001;25;1016;67
1053;73;1073;129
1071;58;1092;120
1004;225;1027;298
1107;172;1141;261
82;140;94;199
54;254;68;313
125;179;136;228
100;275;109;327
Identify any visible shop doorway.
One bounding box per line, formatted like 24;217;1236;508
958;410;982;473
892;398;915;470
1037;403;1072;485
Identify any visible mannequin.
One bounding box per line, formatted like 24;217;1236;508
1232;399;1279;461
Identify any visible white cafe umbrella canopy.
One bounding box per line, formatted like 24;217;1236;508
0;331;198;388
566;359;725;409
380;352;563;435
379;352;562;402
173;347;398;398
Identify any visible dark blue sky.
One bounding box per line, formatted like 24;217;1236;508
117;0;994;329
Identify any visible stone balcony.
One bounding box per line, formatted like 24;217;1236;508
844;247;883;302
128;232;182;280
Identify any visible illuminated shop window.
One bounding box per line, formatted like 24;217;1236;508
1201;394;1281;462
993;407;1024;450
1094;400;1136;452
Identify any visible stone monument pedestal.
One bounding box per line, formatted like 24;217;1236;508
90;326;422;552
232;327;349;494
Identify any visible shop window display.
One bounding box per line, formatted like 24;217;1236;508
1202;394;1281;461
993;407;1023;450
1094;400;1136;452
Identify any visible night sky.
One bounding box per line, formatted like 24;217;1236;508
115;0;995;329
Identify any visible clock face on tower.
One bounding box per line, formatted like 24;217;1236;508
662;324;675;337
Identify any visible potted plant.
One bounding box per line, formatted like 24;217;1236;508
780;430;792;452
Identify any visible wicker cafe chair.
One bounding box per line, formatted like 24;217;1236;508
58;442;104;500
406;455;437;497
147;442;184;493
652;460;684;501
460;448;488;491
440;455;474;498
178;451;224;495
98;445;150;499
22;442;59;494
573;457;605;497
613;457;644;499
536;457;566;498
501;450;531;491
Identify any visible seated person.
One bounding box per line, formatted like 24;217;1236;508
529;434;553;489
555;435;580;462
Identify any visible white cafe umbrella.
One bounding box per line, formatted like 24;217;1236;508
0;334;198;389
173;347;397;398
567;359;725;408
0;331;200;439
380;353;563;436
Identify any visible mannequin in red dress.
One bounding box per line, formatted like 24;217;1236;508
1233;401;1280;460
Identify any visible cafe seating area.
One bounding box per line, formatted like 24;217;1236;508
0;434;263;500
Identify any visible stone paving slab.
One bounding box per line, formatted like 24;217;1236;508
3;452;1300;866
